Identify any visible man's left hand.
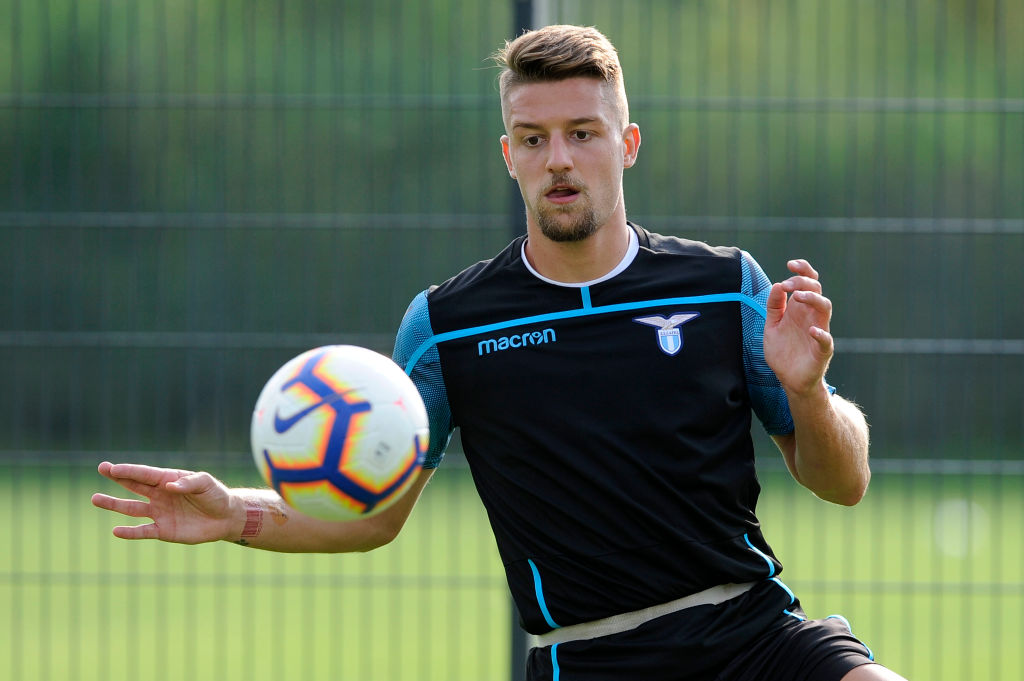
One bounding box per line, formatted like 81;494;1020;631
764;259;834;397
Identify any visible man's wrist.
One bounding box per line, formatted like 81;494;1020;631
784;378;833;411
231;495;264;546
241;498;264;536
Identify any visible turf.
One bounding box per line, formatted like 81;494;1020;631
2;462;1020;680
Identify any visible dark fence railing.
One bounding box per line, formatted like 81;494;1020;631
2;1;1021;679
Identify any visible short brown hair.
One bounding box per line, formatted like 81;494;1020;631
493;25;629;129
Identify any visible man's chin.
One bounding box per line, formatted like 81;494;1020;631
536;211;598;243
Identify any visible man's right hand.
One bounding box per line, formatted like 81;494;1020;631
92;461;241;544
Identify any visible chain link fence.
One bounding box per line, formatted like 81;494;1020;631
2;1;1021;679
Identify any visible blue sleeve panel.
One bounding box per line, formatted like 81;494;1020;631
739;253;795;436
739;252;836;436
392;290;454;468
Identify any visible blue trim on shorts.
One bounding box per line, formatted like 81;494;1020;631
743;534;809;624
771;577;806;621
828;614;875;661
770;576;796;602
551;643;561;680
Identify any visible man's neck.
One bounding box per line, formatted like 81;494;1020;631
523;218;632;284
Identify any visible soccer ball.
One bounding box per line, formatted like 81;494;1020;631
250;345;429;521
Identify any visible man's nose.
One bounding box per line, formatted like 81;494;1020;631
545;135;574;173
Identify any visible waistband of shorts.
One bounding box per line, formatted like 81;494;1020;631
532;581;758;648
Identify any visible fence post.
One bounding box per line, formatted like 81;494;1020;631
509;0;533;247
505;5;532;667
506;0;532;675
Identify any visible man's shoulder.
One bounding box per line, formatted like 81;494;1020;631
633;223;744;261
426;235;529;306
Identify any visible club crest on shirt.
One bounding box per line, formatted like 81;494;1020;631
632;312;700;355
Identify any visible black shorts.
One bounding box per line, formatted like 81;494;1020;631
525;580;875;681
718;611;875;681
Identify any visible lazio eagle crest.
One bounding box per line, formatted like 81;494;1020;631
632;312;700;355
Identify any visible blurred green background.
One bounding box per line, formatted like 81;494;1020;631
2;0;1022;679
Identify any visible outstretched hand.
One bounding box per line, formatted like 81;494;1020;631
92;461;238;544
763;259;834;397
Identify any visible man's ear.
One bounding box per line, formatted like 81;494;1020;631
622;124;641;169
500;135;517;179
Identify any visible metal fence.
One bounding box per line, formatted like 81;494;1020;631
2;0;1022;679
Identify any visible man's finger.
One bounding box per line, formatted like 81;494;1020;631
810;326;835;356
92;493;152;519
791;291;833;317
97;471;166;500
778;275;822;294
787;259;819;279
103;462;177;487
112;523;161;540
167;471;214;495
765;283;787;323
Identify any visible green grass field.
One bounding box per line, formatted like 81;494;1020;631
3;462;1021;681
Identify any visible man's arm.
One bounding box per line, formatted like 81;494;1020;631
763;259;870;506
770;394;870;506
92;461;433;552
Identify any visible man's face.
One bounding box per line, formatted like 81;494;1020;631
500;77;638;242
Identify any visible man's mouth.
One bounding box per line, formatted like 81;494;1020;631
545;185;581;203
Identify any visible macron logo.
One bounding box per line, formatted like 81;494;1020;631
478;328;557;356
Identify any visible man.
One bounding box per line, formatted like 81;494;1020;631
93;25;906;681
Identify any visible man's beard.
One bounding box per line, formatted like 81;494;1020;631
536;204;599;242
532;176;598;243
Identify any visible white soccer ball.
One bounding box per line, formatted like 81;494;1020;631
250;345;429;521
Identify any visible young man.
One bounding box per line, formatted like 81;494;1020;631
93;25;906;681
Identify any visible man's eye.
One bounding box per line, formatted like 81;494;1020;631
523;136;542;147
572;130;591;141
